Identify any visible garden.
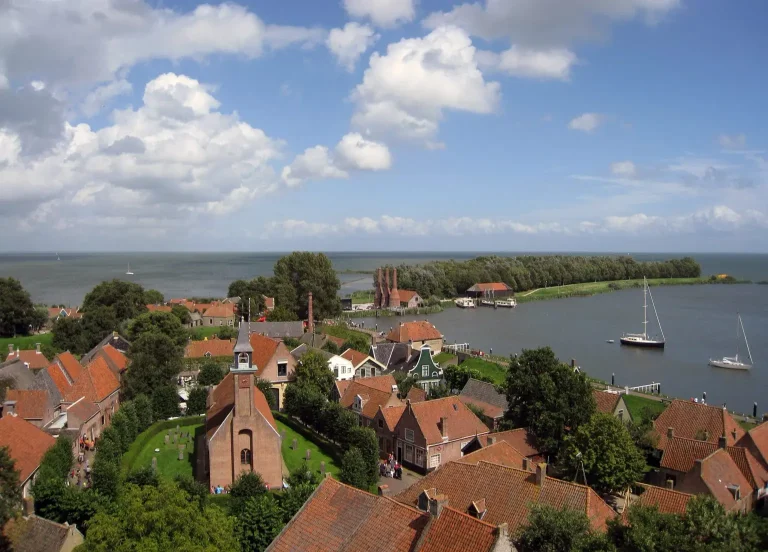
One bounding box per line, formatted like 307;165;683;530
122;416;204;481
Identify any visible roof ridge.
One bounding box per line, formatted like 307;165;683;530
668;435;719;445
671;398;729;413
440;505;499;529
637;483;695;498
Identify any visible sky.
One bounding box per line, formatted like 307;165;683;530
1;0;767;253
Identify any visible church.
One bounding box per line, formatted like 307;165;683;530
204;321;284;490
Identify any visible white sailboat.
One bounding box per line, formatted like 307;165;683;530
620;277;665;348
709;314;753;370
125;263;134;275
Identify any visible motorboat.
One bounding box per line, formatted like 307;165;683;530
454;297;475;308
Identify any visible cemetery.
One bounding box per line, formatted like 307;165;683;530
122;416;204;481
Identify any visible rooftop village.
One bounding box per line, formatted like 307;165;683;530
1;273;767;551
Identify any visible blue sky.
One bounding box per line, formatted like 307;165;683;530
1;0;766;252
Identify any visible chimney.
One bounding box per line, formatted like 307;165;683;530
487;435;495;445
667;427;674;438
522;458;530;471
496;523;509;546
418;489;436;511
393;267;398;290
536;463;547;486
307;292;314;334
571;359;576;369
112;330;118;338
2;401;16;417
719;433;727;449
666;479;674;490
428;495;448;518
732;429;738;440
378;485;390;497
703;430;709;442
36;342;41;354
439;416;449;439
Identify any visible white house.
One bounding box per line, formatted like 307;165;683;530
290;344;356;381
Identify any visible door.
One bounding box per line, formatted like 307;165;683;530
397;445;402;463
270;388;280;411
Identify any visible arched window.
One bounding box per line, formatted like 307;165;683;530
240;449;252;465
238;353;249;367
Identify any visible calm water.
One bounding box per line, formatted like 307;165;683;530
353;284;768;413
1;252;767;306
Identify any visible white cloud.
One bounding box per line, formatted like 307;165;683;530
81;79;133;117
718;133;747;149
326;23;378;72
0;73;283;225
351;26;500;146
280;132;391;186
478;46;577;80
30;81;46;92
343;0;416;28
611;161;637;177
568;112;605;133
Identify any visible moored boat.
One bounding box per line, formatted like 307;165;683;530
620;277;665;349
709;314;753;370
455;297;476;308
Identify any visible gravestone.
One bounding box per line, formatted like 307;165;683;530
291;438;297;450
280;431;286;441
305;449;311;461
151;457;157;470
172;434;177;444
176;424;180;433
178;449;184;461
164;434;169;445
320;461;325;476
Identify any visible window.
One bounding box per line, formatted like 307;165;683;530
422;365;429;377
228;319;234;326
460;440;471;456
240;449;252;465
415;448;425;467
204;351;211;358
405;428;414;442
219;320;223;326
238;353;249;368
277;361;288;377
429;454;441;468
405;444;414;462
378;418;384;429
432;371;439;377
209;319;213;324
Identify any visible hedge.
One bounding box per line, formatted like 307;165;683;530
122;415;205;474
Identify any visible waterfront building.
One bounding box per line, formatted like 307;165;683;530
386;320;444;351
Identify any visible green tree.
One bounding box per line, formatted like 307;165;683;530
443;364;494;392
272;252;341;319
322;340;341;355
339;448;369;490
187;386;208;415
110;409;137;451
51;316;86;354
216;326;237;340
82;279;148;321
30;306;49;332
171;304;192;325
0;447;21;528
133;393;154;432
0;277;37;337
197;360;225;386
256;378;276;409
266;305;298;322
235;493;285;552
562;413;646;494
123;332;183;398
79;305;120;353
294;350;335;396
175;474;209;510
339;333;369;354
283;384;326;427
143;289;164;304
80;482;239;552
125;465;159;487
516;504;614;552
91;456;121;500
230;471;267;501
684;495;759;550
36;434;74;480
608;503;688;552
395;374;418;398
278;463;320;522
95;427;124;463
503;347;596;456
427;382;450;399
128;311;188;349
152;385;180;419
347;426;379;487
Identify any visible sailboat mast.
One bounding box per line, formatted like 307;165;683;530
735;314;740;362
646;280;665;341
740;314;753;364
643;277;648;339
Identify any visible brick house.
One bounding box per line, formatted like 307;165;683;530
459;378;508;430
248;333;297;411
653;399;745;452
396;460;616;534
184;337;236;363
623;483;693;518
66;398;102;443
397;290;423;309
460;429;545;464
465;283;515;300
60;357;121;437
4;343;50;371
5;515;84;552
339;348;387;378
266;476;511;552
0;415;55;500
204;368;283;490
392;396;489;474
737;422;768;471
386;321;444;351
592;389;631;423
339;377;402;450
202;303;236;327
2;389;57;428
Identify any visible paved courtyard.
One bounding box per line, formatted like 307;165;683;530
378;466;422;496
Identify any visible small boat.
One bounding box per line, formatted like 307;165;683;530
620;277;665;348
495;299;516;308
480;300;495;307
455;297;475;308
606;339;615;344
126;263;134;275
709;314;753;370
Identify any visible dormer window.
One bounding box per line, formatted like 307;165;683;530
204;352;212;358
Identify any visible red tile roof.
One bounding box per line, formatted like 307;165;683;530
406;387;426;403
0;415;55;484
480;429;542;460
378;405;406;432
458;396;505;419
47;307;80;319
726;445;768;490
263;296;275;310
268;476;501;552
55;352;84;383
457;441;529;470
4;349;50;370
4;390;50;420
66;399;101;425
202;304;235;318
467;283;513;292
340;381;402;419
63;357;119;403
340;348;370;368
46;363;72;396
99;344;128;372
396;461;615;533
146;304;172;313
249;333;279;372
386;321;442;344
592;390;621;415
654;399;744;451
46;352;85;395
397;290;420;303
632;484;693;516
334;380;352;399
407;396;489;445
184;338;235;359
740;422;768;467
697;449;752;510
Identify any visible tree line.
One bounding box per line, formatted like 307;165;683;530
376;255;702;299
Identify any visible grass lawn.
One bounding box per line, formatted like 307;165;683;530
188;326;233;340
350;290;375;304
516;277;718;304
274;414;341;479
0;333;53;358
319;324;370;344
434;352;456;365
459;357;508;386
123;422;203;481
623;394;667;423
739;420;758;431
